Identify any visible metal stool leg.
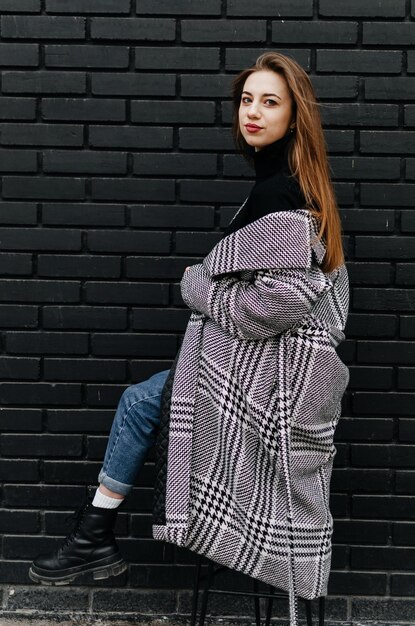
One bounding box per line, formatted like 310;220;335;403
265;585;275;626
190;554;203;626
198;559;214;626
319;596;325;626
305;598;313;626
252;578;261;626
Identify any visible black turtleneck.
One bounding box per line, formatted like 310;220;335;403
222;132;306;238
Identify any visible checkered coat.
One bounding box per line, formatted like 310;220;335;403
152;205;350;626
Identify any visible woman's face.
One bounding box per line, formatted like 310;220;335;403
238;70;294;151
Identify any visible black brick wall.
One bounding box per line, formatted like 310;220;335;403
0;1;414;623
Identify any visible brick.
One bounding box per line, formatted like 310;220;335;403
0;123;83;146
132;310;188;333
46;409;114;433
43;460;101;484
0;384;81;407
2;71;86;94
42;306;127;330
38;255;121;278
0;149;37;173
363;22;415;45
227;0;312;16
42;150;127;174
130;205;214;228
353;495;415;519
135;47;219;70
225;47;310;72
87;230;170;253
0;280;79;302
131;100;214;124
0;357;39;380
179;127;235;149
0;0;40;10
2;177;85;200
397;264;415;285
126;257;192;279
331;157;400;180
45;44;129;69
89;125;172;149
0;96;36;119
319;0;405;16
352;444;415;467
0;509;39;533
92;589;176;613
354;289;415;312
336;418;393;442
348;366;393;390
44;358;126;381
137;0;221;14
91;333;176;357
396;470;415;493
343;314;396;338
182;19;266;42
0;408;42;432
399;418;415;442
391;573;415;596
133;153;217;176
329;572;386;596
0;253;32;275
180;180;251;203
42;203;125;226
272;21;357;44
360;131;415;155
6;332;88;355
355;236;414;259
4;585;89;611
393;521;415;545
92;178;175;202
401;316;415;338
91;18;175;41
42;98;125;122
0;459;40;482
85;281;169;305
365;77;415;100
317;50;402;74
46;0;130;12
0;229;81;250
321;103;398;127
1;16;85;39
353;392;415;415
347;262;391;285
0;203;37;224
1;433;82;457
181;74;234;98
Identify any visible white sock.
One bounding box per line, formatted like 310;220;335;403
92;487;124;509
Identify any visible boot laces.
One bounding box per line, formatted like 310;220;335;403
59;500;90;551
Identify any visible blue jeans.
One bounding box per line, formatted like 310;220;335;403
98;368;171;496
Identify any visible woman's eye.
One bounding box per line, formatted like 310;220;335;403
265;99;277;105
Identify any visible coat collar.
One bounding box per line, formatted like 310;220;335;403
204;205;326;277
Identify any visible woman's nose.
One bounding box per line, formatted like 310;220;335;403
247;103;260;116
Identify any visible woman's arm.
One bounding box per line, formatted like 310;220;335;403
180;262;333;341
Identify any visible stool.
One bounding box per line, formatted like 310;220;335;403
190;554;326;626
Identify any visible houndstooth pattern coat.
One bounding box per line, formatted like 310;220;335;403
152;204;350;626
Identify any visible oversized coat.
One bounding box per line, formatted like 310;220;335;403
152;203;350;626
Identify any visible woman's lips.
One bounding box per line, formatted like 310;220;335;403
245;124;262;133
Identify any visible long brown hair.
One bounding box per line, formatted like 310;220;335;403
231;52;345;272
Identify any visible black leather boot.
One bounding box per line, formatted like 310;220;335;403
29;497;127;585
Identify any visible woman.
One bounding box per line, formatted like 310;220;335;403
29;52;349;625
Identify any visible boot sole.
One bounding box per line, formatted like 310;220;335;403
28;556;128;586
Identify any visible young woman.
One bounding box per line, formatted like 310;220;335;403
29;52;349;625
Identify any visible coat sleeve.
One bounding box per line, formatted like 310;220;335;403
180;262;334;340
